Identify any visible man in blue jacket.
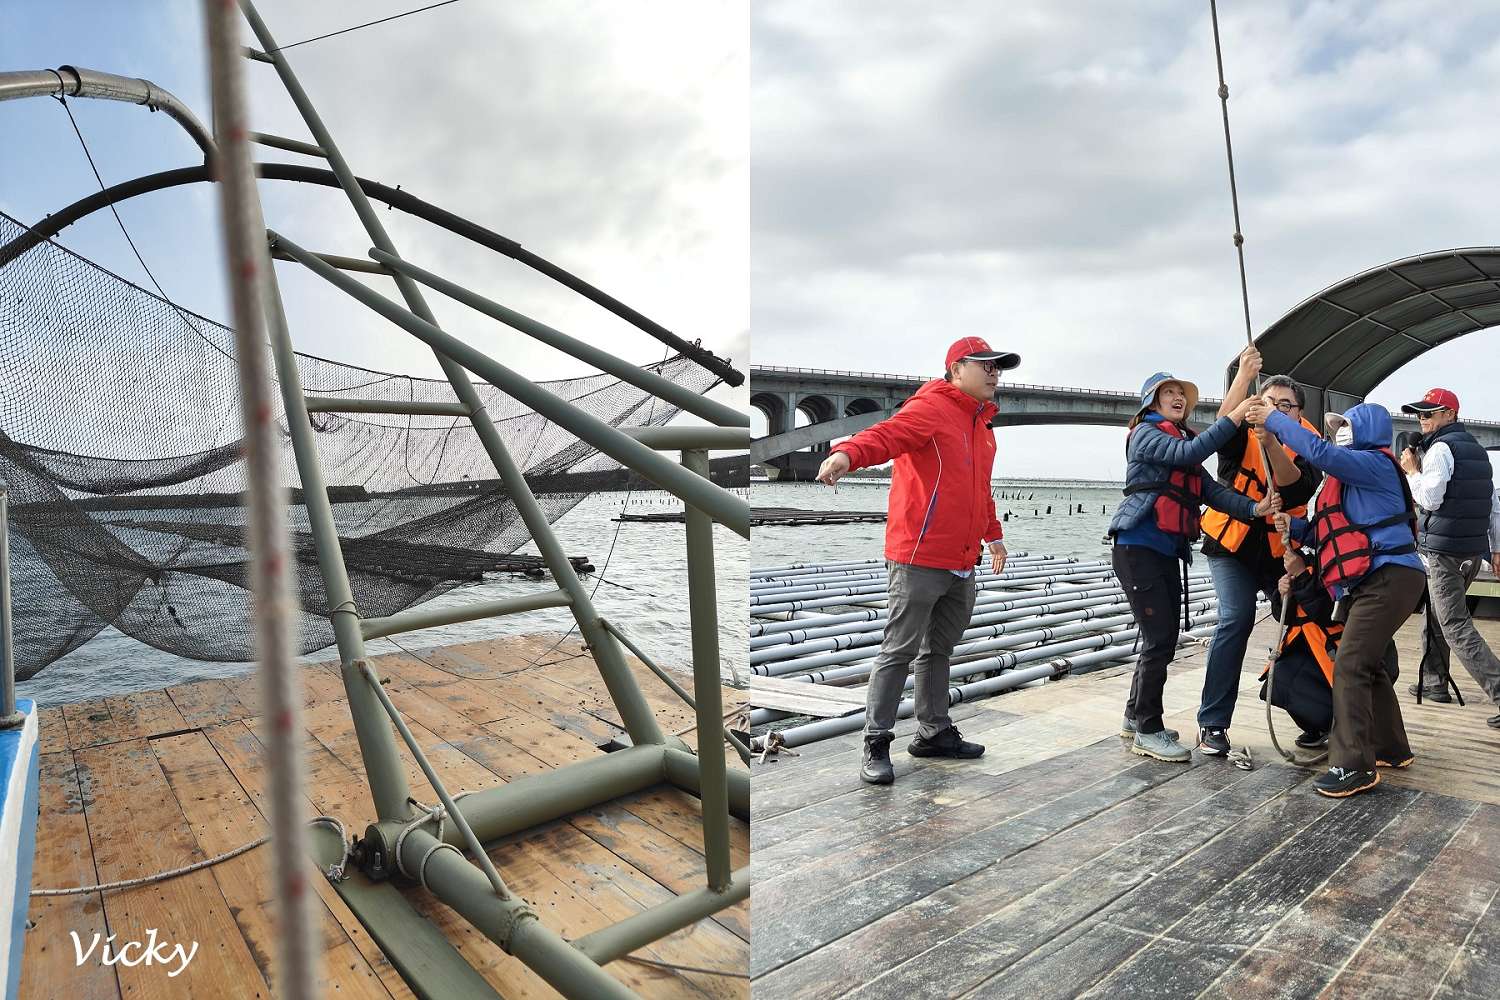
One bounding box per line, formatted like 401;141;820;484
1253;400;1425;798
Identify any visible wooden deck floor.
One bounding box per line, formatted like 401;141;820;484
751;615;1500;999
22;633;749;999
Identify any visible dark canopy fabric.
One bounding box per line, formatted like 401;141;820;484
1236;249;1500;423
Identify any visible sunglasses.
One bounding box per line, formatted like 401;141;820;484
1416;409;1449;420
964;359;1001;374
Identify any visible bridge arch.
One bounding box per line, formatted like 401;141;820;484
845;396;883;417
751;391;789;437
1239;248;1500;424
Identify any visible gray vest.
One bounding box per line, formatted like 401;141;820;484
1418;422;1494;556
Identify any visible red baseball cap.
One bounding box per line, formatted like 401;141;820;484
945;336;1020;372
1400;387;1460;414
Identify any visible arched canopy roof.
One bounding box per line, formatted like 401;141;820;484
1238;249;1500;422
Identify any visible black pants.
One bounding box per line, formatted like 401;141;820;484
1114;543;1181;734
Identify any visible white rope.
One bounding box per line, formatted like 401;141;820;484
204;4;318;996
32;816;350;896
31;837;271;896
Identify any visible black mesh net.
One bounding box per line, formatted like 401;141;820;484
0;210;717;679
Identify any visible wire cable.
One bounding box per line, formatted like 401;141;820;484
264;1;463;55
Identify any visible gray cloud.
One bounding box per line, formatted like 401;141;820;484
751;0;1500;476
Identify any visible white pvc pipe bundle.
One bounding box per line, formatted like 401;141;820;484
749;553;1259;746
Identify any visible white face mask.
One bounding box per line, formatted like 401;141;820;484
1334;424;1354;447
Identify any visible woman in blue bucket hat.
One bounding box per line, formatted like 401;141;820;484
1108;372;1279;762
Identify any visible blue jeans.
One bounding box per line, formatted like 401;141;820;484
1200;554;1275;729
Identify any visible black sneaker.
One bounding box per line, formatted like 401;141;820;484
1197;727;1231;757
1488;714;1500;730
1295;729;1329;750
1376;752;1415;769
1408;682;1451;703
861;734;894;785
908;726;985;759
1313;766;1380;798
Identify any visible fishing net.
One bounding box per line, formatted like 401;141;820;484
0;210;718;678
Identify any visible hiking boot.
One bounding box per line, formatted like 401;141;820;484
861;734;894;785
1197;727;1231;757
1313;766;1380;798
1120;716;1178;742
1295;729;1329;750
1376;753;1415;769
1131;729;1191;763
909;726;985;759
1408;682;1451;703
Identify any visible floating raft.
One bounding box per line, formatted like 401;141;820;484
115;519;593;581
751;614;1500;998
618;507;886;526
22;634;748;998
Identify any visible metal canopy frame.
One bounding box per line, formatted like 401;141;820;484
1228;248;1500;424
0;5;750;993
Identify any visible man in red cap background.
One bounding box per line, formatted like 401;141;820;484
1399;387;1500;728
815;337;1017;784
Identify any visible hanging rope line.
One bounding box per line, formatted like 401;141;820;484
264;1;464;55
1209;0;1255;346
1208;1;1306;765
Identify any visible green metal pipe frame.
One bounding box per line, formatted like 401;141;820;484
358;661;511;898
665;747;750;821
681;448;732;891
620;425;751;450
272;232;751;539
269;244;389;274
304;397;471;416
420;744;668;847
0;491;21;728
243;1;672;753
369;249;747;429
397;826;639;1000
571;867;750;966
260;262;413;822
360;589;572;641
250;130;326;158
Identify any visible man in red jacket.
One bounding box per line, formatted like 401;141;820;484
816;336;1017;784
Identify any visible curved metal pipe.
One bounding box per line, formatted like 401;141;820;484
0;66;214;159
0;163;744;386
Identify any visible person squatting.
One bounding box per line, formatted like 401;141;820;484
1109;361;1497;798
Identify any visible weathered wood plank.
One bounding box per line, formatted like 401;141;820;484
765;758;1290;1000
204;721;417;1000
151;730;395;999
1325;801;1500;999
21;751;121;1000
165;678;256;729
73;738;268;997
1202;791;1476;999
752;752;1197;978
572;804;750;942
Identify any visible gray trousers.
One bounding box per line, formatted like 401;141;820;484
1418;550;1500;705
863;561;977;740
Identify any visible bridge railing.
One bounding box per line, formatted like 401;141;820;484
750;366;1500;428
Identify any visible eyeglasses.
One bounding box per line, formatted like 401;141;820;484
1269;400;1299;413
965;360;1000;374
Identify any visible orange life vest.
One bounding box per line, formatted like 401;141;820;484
1200;417;1319;558
1275;582;1342;687
1123;420;1203;539
1310;449;1417;594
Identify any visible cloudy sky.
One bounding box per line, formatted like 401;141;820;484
2;0;746;414
752;0;1500;479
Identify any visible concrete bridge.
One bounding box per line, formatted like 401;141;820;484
750;365;1500;478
